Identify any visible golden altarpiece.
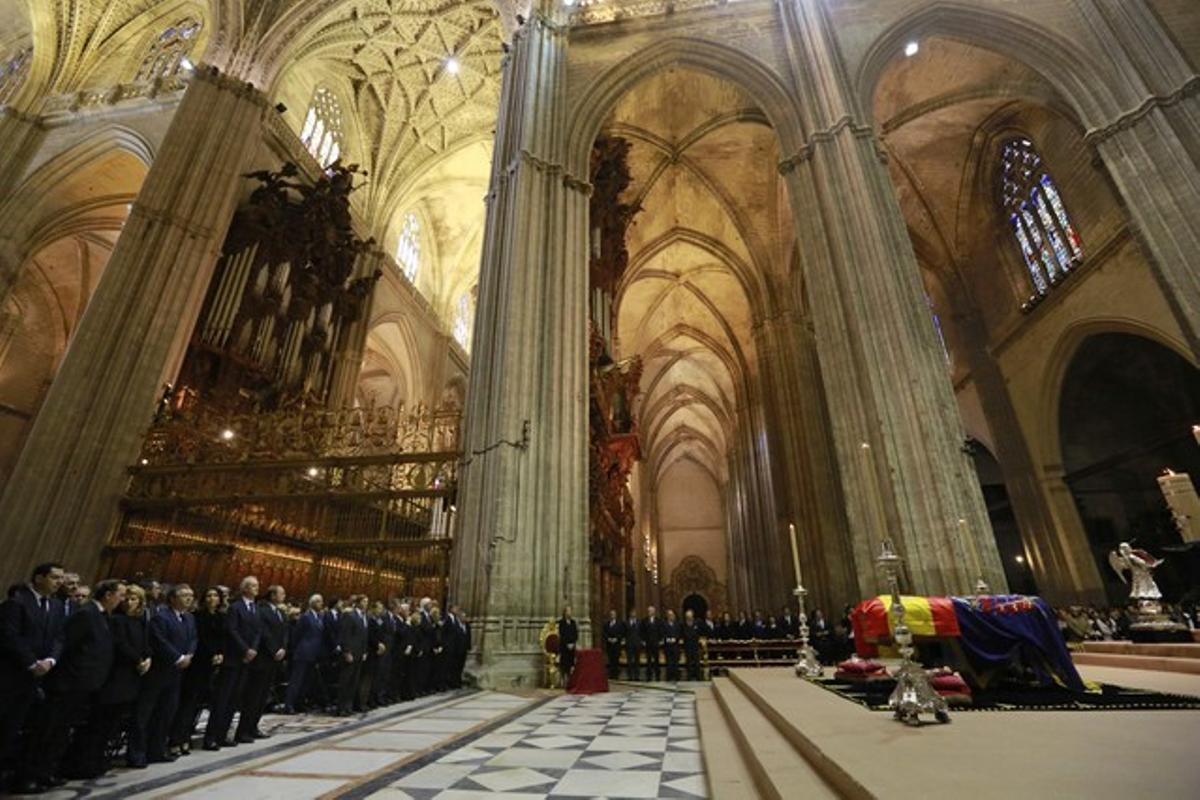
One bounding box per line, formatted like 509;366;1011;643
587;137;644;631
102;162;461;601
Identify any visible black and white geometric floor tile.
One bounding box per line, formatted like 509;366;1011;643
372;690;707;799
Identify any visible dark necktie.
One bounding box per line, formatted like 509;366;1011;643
40;597;49;615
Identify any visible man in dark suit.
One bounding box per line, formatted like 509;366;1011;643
641;606;663;681
320;597;343;708
683;609;703;681
360;600;389;710
415;598;435;695
336;595;368;715
204;575;263;749
137;584;198;766
602;609;625;680
18;579;123;793
285;594;325;713
391;600;413;701
239;585;288;741
624;608;642;681
452;608;471;689
663;609;681;681
0;562;65;786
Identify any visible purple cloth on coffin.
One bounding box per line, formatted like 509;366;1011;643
951;595;1085;692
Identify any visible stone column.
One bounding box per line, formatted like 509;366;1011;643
0;108;47;301
946;278;1104;603
1040;468;1106;605
449;11;591;688
753;305;858;613
1074;0;1200;352
0;66;268;588
778;0;1006;597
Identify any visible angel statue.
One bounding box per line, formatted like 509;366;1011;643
1108;542;1164;613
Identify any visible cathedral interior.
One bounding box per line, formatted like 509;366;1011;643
1;0;1199;797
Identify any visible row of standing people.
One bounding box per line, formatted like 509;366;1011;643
0;563;470;795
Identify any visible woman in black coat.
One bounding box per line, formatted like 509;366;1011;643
95;585;152;771
170;587;225;755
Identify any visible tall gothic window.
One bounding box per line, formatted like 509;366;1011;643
300;87;343;168
452;291;472;349
136;18;201;82
1000;137;1082;297
0;47;32;105
396;212;421;282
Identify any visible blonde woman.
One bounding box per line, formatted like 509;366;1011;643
98;584;153;770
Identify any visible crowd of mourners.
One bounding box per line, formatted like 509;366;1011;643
1055;602;1196;642
0;562;471;795
589;604;858;682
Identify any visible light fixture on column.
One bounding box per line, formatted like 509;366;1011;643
1015;554;1026;564
445;56;460;75
904;41;920;57
306;466;320;478
220;428;235;441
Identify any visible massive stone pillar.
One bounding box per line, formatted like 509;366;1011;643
754;304;858;613
0;67;267;588
946;277;1104;604
449;11;591;688
327;249;386;407
1074;0;1200;352
778;0;1006;597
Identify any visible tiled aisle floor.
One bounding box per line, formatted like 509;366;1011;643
367;689;708;799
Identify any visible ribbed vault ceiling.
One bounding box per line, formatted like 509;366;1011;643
611;68;794;490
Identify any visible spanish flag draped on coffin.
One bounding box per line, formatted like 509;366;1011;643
851;594;1085;692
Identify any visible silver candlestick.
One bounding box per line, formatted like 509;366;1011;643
793;583;823;677
877;539;949;725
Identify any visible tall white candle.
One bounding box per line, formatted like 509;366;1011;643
789;523;802;587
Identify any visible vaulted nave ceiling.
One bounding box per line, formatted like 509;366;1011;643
611;68;796;489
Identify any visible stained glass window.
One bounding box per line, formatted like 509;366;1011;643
0;47;32;105
300;87;343;168
396;212;421;282
136;18;201;82
453;292;472;349
1000;137;1082;298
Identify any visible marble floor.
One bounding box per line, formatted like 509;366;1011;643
39;687;708;799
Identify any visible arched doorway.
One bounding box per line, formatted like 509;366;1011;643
1059;332;1200;602
682;593;708;621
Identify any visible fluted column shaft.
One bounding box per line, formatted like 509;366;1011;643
948;280;1103;603
754;308;857;613
779;0;1006;596
449;13;590;688
0;68;268;588
1074;0;1200;352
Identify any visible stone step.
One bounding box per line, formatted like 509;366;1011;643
1072;652;1200;675
710;676;841;800
1079;641;1200;659
695;686;760;800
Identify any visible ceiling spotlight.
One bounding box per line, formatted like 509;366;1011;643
904;41;919;57
564;0;577;6
220;428;235;441
445;57;460;75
